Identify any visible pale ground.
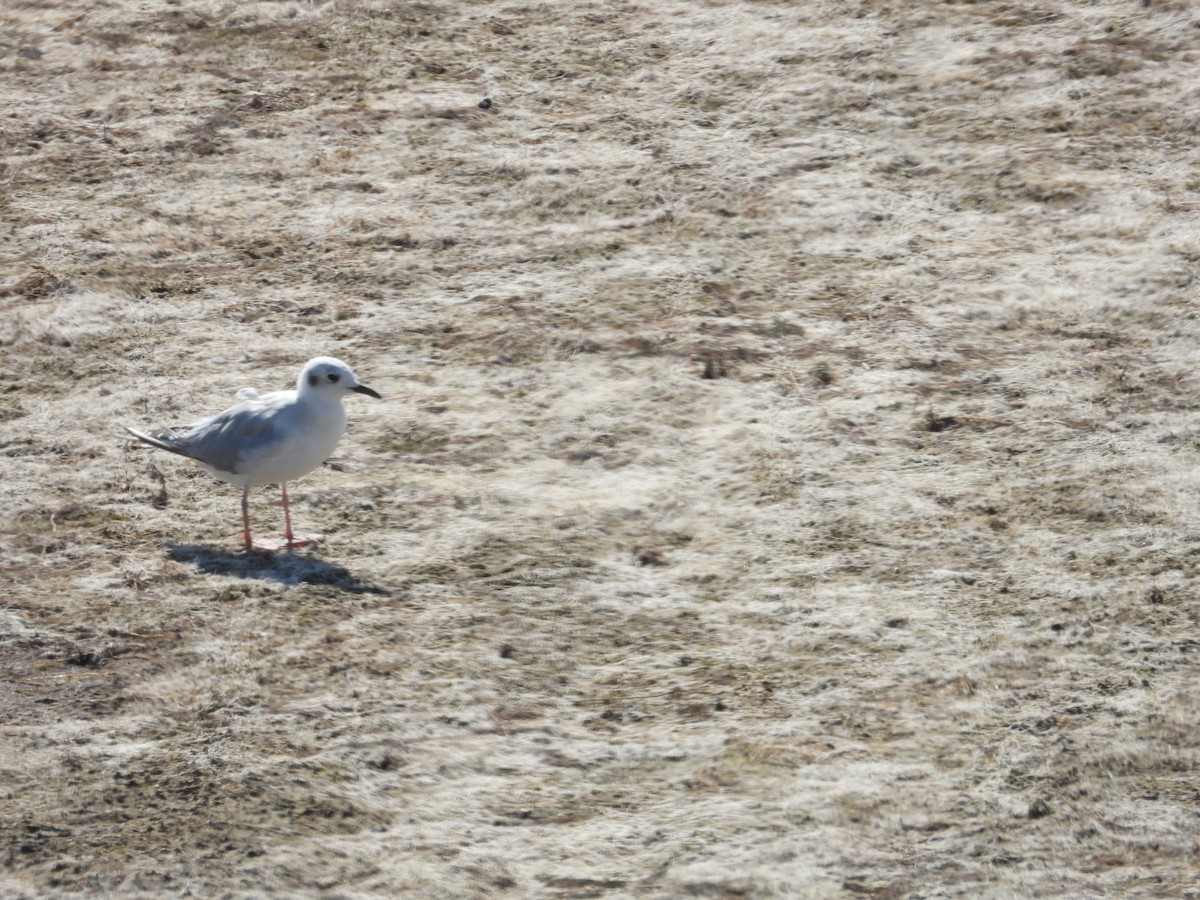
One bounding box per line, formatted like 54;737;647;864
1;0;1199;896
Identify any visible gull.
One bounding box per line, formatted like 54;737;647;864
126;356;381;552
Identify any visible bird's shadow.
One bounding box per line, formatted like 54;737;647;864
167;544;390;595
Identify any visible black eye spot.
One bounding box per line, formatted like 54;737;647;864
327;372;340;383
308;374;318;387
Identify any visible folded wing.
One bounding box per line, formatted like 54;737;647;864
127;396;286;476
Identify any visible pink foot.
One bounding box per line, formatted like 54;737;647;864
250;533;326;553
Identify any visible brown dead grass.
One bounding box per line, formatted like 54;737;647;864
2;0;1199;896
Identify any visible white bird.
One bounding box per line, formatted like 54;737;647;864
126;356;381;552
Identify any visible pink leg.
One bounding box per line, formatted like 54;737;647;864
241;486;253;551
281;482;294;543
248;483;325;552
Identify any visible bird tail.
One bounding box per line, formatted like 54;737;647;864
124;426;198;461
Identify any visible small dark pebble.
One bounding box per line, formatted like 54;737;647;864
925;415;958;432
636;549;668;567
478;97;493;109
702;355;728;379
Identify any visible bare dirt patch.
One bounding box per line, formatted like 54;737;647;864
2;0;1198;896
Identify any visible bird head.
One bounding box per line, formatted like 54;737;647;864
297;357;382;400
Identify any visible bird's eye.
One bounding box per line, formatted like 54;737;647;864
327;372;340;383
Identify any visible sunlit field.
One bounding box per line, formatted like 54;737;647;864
2;1;1198;895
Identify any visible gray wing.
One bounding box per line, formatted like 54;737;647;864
130;396;288;475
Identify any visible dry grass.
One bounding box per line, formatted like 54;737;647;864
2;0;1199;896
